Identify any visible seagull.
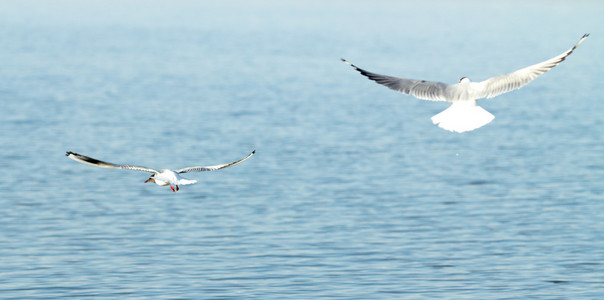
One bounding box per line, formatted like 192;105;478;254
342;34;589;133
66;150;255;192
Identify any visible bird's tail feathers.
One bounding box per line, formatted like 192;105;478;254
431;102;494;133
179;179;198;185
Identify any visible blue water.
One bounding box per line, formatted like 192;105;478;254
1;1;603;298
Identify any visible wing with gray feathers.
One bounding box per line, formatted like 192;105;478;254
176;150;255;174
66;151;159;174
341;58;450;102
475;34;589;99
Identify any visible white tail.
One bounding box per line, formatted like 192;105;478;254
178;179;198;185
431;101;495;133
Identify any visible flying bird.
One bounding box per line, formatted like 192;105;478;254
342;34;589;133
66;150;255;192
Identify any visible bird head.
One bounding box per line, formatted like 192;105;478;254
459;77;470;84
144;174;156;184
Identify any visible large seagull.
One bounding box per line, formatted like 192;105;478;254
66;150;255;192
342;34;589;133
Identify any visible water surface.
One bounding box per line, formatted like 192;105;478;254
0;1;603;298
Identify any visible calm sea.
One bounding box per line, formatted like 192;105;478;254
1;1;603;298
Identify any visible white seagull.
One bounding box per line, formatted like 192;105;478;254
342;34;589;133
66;150;255;192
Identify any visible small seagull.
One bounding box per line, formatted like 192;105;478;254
66;150;255;192
342;34;589;133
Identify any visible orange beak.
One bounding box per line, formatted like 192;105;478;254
144;178;155;183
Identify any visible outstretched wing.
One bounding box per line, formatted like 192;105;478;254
474;34;589;99
341;58;450;102
176;150;255;174
66;151;159;174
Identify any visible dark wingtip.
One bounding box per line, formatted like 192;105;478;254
252;150;256;154
66;151;74;156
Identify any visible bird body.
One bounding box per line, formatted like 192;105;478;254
342;34;589;132
66;150;255;192
144;169;197;191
